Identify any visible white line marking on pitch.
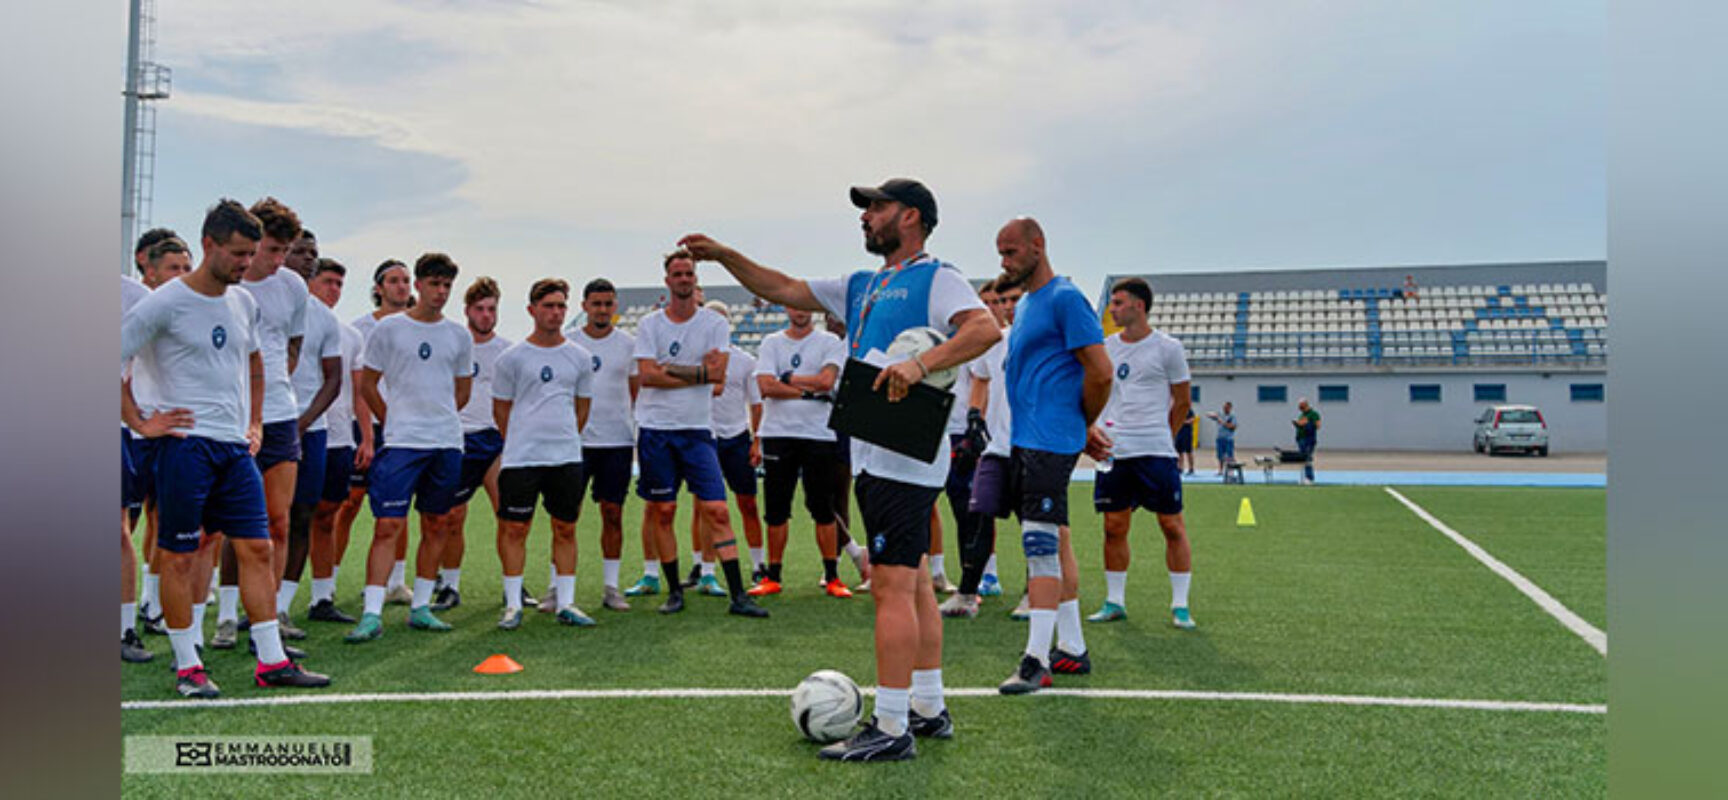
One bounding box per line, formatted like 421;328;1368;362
1384;486;1607;656
120;687;1604;714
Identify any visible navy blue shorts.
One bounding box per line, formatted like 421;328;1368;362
349;421;383;488
715;431;757;497
1215;438;1235;462
368;446;462;518
123;429;142;511
636;428;726;503
579;446;633;506
1094;455;1184;515
124;432;160;508
154;436;270;553
255;419;302;471
322;446;355;504
454;429;503;504
944;432;977;511
292;429;329;507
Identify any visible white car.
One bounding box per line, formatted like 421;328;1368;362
1473;405;1549;456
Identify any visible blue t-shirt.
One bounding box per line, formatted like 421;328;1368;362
1217;413;1236;441
1006;276;1104;454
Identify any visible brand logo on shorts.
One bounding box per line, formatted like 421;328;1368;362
669;341;681;357
418;342;432;360
1040;496;1054;513
1116;363;1129;379
211;326;227;349
791;353;802;368
591;355;602;372
872;534;886;554
540;366;553;382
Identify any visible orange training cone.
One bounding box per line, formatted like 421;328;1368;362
474;654;524;674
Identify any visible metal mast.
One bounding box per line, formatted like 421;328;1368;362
121;0;171;270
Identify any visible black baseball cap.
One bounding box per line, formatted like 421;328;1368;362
850;178;937;232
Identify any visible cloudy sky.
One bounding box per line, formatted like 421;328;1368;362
145;0;1602;339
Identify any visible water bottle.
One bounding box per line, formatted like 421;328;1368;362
1094;419;1116;473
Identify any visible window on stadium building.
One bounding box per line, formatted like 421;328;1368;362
1258;385;1287;403
1473;384;1507;403
1409;384;1442;403
1571;383;1605;402
1318;385;1349;403
1191;385;1202;404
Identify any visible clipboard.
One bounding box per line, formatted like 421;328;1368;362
828;358;954;463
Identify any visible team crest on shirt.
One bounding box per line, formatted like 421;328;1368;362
471;362;481;377
211;325;227;349
1116;363;1129;379
791;353;802;369
540;365;554;382
418;342;432;360
669;341;681;357
591;355;602;372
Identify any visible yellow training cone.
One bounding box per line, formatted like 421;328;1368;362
473;654;524;675
1236;498;1257;527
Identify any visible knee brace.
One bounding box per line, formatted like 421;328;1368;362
1022;522;1061;577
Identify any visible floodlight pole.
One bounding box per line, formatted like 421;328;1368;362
121;0;142;271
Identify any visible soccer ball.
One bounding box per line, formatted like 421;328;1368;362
885;326;957;390
790;669;863;743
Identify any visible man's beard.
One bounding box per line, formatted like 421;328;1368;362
471;320;495;335
863;225;900;256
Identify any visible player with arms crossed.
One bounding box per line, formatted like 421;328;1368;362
681;177;1000;761
346;253;475;641
1087;278;1196;628
990;217;1114;694
493;279;596;629
122;199;331;696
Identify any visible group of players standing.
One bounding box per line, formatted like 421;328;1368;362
119;180;1202;763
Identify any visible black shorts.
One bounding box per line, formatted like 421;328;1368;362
1094;456;1184;515
497;463;585;523
1175;425;1195;454
968;454;1012;519
1007;447;1079;526
944;433;978;511
854;472;940;569
760;437;838;527
578;446;633;506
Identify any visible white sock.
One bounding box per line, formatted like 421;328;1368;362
122;602;136;637
275;580;298;618
643;560;661;578
363;585;386;616
1025;609;1057;665
331;564;340;585
930;553;946;577
168;626;201;670
1057;599;1087;655
874;687;910;737
1106;571;1128;607
602;559;621;589
191;603;207;647
910;669;946;716
388;560;407;589
142;573;160;614
441;567;462;591
502;576;523;611
700;561;715;578
216;586;240;623
689;550;701;568
311;578;336;605
548;562;558;588
984;553;999;579
411;577;436;608
749;547;765;569
209;571;220;597
251;619;287;665
844;540;864;558
555;574;576;608
1170;571;1191;609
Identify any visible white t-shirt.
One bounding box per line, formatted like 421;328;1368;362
362;314;474;450
967;329;1013;458
1101;330;1191;459
711;345;761;439
351;311;395;416
120;279;261;445
240;268;309;424
632;307;731;432
808;263;987;488
122;276;151;424
571;327;637;448
325;321;364;449
943;352;976;435
492;339;594;468
460;335;512;434
291;299;344;433
754;327;844;441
